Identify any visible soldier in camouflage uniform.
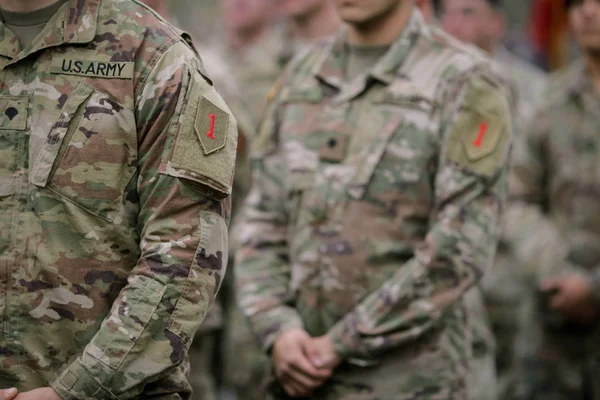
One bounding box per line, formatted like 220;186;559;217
506;0;600;399
0;0;237;398
236;0;513;398
437;1;547;398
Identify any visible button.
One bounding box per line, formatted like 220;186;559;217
327;138;337;149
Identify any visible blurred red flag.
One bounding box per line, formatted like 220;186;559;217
529;0;569;70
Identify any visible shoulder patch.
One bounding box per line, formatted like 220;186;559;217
51;58;134;79
446;77;512;177
162;70;237;199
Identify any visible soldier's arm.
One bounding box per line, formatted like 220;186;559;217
51;42;237;399
503;110;575;282
235;81;305;352
327;68;513;361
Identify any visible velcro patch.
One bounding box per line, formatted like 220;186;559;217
51;58;134;79
446;77;511;177
196;98;228;155
0;96;28;131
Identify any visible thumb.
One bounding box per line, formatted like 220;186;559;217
540;278;560;292
303;339;324;368
0;388;18;400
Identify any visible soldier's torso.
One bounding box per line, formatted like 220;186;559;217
0;0;184;388
275;25;487;337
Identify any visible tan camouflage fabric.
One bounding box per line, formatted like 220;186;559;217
477;47;547;399
187;44;256;400
0;0;237;398
507;60;600;400
236;9;513;399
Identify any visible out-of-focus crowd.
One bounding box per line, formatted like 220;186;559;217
143;1;600;400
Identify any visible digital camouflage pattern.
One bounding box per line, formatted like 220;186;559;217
507;60;600;400
236;9;513;399
187;44;256;400
473;47;547;400
0;0;237;398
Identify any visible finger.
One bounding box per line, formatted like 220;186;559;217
293;353;333;380
540;279;561;292
282;380;312;398
0;388;18;400
550;292;569;310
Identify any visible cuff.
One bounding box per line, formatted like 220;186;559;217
51;358;117;400
253;307;305;352
328;313;373;365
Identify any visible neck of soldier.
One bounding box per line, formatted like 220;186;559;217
289;4;340;43
229;24;269;52
347;1;413;46
584;51;600;95
0;0;57;12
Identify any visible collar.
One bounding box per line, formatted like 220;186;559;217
0;0;101;63
314;7;429;90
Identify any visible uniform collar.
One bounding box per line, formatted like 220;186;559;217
314;8;429;89
0;0;101;63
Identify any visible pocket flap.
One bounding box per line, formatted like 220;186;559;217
30;82;94;188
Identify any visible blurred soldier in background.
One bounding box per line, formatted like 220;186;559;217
435;1;547;398
507;0;600;399
236;0;513;399
222;0;339;125
221;2;340;399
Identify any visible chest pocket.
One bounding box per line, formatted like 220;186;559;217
30;82;137;222
348;91;436;204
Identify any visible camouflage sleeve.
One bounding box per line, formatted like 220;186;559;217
51;42;236;399
235;82;305;352
503;110;575;282
328;69;512;361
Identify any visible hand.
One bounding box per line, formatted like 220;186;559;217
541;275;599;324
0;388;18;400
14;388;60;400
272;329;332;397
305;335;342;370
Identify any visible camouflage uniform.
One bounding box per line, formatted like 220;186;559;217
471;47;547;400
187;45;256;400
0;0;237;397
222;27;321;400
507;60;600;400
237;9;512;400
227;26;299;126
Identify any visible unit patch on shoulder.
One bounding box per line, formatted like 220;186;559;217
51;58;134;79
196;97;229;155
446;77;512;177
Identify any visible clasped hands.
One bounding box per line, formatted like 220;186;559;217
540;274;599;324
272;328;342;398
0;387;60;400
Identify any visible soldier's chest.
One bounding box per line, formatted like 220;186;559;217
278;82;439;221
0;50;136;221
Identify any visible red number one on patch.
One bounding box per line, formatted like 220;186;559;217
473;122;488;148
206;113;216;140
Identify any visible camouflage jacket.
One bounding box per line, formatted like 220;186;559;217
237;8;512;371
508;60;600;297
493;46;547;128
0;0;236;398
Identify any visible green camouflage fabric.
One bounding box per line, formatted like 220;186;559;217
187;44;256;400
0;0;237;398
236;9;513;399
477;47;547;400
506;60;600;400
